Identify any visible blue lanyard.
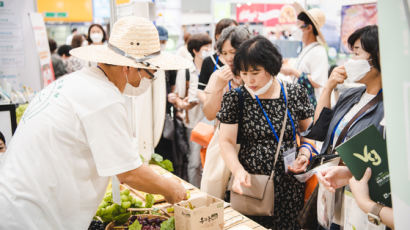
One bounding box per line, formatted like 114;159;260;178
254;80;296;143
213;55;219;72
330;88;383;144
228;80;232;91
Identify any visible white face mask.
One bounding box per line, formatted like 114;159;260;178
245;77;273;96
201;50;213;59
123;71;152;96
90;33;103;43
160;44;167;51
290;28;303;41
344;59;371;83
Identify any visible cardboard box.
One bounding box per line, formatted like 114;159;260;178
175;195;224;230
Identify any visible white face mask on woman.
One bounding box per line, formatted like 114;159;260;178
90;33;103;43
123;70;152;96
344;59;371;83
245;77;273;96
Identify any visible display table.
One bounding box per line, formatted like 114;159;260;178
144;164;267;230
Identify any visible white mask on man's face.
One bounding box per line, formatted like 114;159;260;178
344;59;371;83
90;33;103;43
290;28;303;41
123;71;152;96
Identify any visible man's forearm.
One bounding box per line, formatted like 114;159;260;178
117;165;170;196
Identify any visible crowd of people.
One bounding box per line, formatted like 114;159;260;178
0;3;394;230
154;4;393;230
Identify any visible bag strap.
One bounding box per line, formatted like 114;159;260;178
334;91;383;147
235;87;244;144
270;82;288;179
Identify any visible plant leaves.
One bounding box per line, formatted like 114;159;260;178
160;217;175;230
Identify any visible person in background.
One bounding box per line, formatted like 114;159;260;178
218;36;314;229
0;131;5;164
157;26;169;51
176;32;192;61
87;24;107;45
66;28;77;45
169;34;212;187
200;26;251;120
280;3;329;108
58;45;84;73
69;34;87;70
349;168;394;229
304;25;384;230
48;38;67;79
197;18;238;92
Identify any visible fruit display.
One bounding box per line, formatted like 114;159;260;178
95;189;144;224
88;220;107;230
149;153;174;172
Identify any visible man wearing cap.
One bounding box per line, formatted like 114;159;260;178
281;3;329;107
0;17;189;229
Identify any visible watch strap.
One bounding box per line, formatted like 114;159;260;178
370;202;384;217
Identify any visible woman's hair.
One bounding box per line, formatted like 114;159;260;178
216;26;251;54
57;45;72;57
71;34;84;49
347;25;380;72
0;131;5;145
214;18;238;40
48;39;57;53
297;12;318;36
233;35;282;76
183;32;191;44
87;24;107;44
187;33;212;58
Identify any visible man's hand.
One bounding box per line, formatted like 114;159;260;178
167;93;177;104
163;177;187;204
317;166;352;192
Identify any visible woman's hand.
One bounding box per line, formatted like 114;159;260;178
167;93;177;104
317;166;352;192
232;168;251;195
288;149;309;173
214;66;235;91
326;66;347;90
280;65;300;77
349;167;373;212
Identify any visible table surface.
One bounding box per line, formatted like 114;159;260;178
141;165;267;230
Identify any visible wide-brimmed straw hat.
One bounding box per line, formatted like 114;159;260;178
70;16;190;70
292;2;327;45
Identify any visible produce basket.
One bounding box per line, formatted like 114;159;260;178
105;214;169;230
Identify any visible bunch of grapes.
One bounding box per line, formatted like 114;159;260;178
128;215;166;230
87;220;106;230
95;189;143;224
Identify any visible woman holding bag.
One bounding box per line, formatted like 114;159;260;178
218;36;314;229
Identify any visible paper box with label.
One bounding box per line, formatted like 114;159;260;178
174;195;224;230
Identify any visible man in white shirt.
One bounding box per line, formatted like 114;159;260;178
280;3;329;106
0;16;190;229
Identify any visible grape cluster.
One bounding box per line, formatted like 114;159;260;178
88;220;106;230
128;215;165;230
95;189;143;223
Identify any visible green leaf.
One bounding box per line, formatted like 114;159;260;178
160;217;175;230
129;219;142;230
145;193;155;208
150;153;164;163
159;160;174;172
113;212;131;225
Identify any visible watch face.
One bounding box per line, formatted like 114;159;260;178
368;213;381;225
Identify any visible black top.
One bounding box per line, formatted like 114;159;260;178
198;53;224;90
217;84;314;229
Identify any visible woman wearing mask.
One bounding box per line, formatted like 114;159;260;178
218;36;314;229
200;26;251;120
197;18;238;93
303;25;384;230
87;24;107;45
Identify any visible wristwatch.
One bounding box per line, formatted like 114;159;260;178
367;202;384;225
